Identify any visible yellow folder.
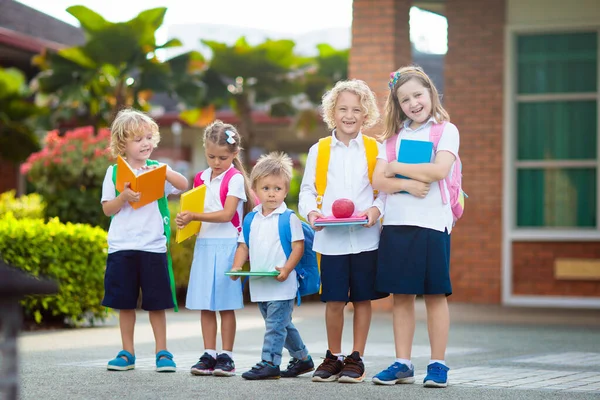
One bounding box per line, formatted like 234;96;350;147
176;184;207;243
116;155;167;210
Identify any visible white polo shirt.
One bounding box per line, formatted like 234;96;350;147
299;131;386;255
238;203;304;302
101;164;180;254
197;166;247;239
377;118;460;233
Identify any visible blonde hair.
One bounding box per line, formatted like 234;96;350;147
110;108;160;157
203;120;255;215
321;79;380;130
381;65;450;141
250;152;294;191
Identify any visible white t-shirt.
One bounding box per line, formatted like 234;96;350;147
377;118;460;233
101;163;180;254
197;166;247;239
237;203;304;302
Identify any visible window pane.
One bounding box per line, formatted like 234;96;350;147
517;32;597;94
517;101;597;160
517;168;596;227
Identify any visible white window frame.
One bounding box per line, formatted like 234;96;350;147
503;24;600;308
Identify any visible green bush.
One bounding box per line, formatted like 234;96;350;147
0;190;45;219
169;200;194;294
0;214;109;325
20;126;113;230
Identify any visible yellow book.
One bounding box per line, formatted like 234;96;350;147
176;184;207;243
116;155;167;210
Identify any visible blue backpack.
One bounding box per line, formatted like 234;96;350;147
242;209;320;305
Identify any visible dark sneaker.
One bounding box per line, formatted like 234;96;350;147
281;356;315;377
423;362;449;388
242;361;281;380
213;353;236;377
311;350;344;382
338;351;365;383
190;352;217;376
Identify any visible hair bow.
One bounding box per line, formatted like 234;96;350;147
225;130;236;144
388;71;401;91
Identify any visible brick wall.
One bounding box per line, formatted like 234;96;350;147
513;243;600;296
0;159;18;194
444;0;505;303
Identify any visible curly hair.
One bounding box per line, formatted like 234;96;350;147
109;108;160;158
250;151;294;190
321;79;380;130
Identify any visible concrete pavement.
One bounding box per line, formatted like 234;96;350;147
16;300;600;399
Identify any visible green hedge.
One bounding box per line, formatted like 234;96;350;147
0;214;108;325
0;190;45;219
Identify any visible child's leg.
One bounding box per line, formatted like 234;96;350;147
424;294;449;360
325;302;345;354
219;310;236;352
201;310;218;350
351;300;371;355
258;301;288;366
120;309;136;356
393;294;416;359
149;310;167;353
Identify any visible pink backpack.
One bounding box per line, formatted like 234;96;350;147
194;168;244;232
385;122;466;224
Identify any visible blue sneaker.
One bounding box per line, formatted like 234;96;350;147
372;362;415;385
107;350;135;371
156;350;176;373
242;361;281;380
423;362;449;388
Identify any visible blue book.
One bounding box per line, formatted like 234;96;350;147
396;139;433;179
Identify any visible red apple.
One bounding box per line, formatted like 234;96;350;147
332;198;355;218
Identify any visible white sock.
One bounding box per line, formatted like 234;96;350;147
221;350;233;359
395;358;413;368
334;353;344;362
429;359;446;366
205;349;217;359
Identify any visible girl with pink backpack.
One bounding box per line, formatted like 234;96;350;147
175;120;255;377
371;65;464;388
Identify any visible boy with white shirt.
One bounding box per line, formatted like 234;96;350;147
299;80;388;384
231;152;314;380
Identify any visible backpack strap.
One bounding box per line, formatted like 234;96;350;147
362;135;379;198
242;211;257;247
193;171;204;188
111;159;178;312
428;122;449;205
386;133;400;163
195;168;243;231
315;137;331;210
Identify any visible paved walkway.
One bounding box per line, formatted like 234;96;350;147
16;301;600;399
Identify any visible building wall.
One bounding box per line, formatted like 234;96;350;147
507;0;600;27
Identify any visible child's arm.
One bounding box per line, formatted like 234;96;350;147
229;242;249;281
176;196;240;229
102;183;140;216
166;168;188;191
384;151;456;183
372;159;431;198
275;240;304;282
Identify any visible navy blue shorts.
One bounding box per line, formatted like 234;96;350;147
376;226;452;296
320;250;389;303
102;250;175;311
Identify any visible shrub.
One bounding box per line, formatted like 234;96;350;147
0;214;109;325
20;127;113;229
0;190;45;219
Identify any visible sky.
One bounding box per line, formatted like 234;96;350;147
15;0;447;54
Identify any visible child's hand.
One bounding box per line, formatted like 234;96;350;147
357;206;381;228
384;161;399;178
140;165;157;171
229;266;242;281
274;266;289;282
308;210;325;232
120;182;140;203
406;180;430;198
176;211;193;229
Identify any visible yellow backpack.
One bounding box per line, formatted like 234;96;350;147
314;135;379;209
